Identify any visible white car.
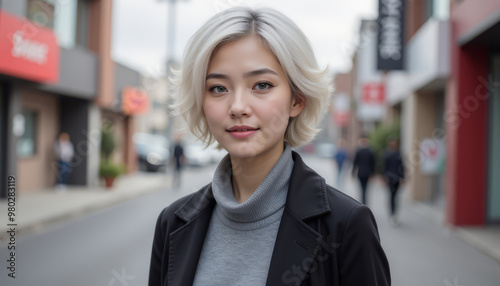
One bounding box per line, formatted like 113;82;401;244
183;141;213;167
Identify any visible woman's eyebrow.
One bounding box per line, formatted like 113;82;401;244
205;68;278;80
206;73;229;80
243;68;278;78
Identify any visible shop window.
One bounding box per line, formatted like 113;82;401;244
26;0;80;49
17;110;38;158
75;0;88;47
433;0;449;20
423;0;450;22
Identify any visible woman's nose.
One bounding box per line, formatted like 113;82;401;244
228;90;252;118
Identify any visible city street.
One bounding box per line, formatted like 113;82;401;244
1;154;499;286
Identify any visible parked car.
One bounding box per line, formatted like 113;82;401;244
133;133;170;172
183;141;213;167
315;142;337;159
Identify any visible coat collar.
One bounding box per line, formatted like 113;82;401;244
174;151;331;223
169;151;331;286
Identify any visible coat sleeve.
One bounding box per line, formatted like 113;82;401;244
149;208;168;286
337;205;391;286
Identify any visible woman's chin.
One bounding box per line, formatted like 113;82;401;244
225;143;260;160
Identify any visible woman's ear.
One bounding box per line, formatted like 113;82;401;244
290;93;306;117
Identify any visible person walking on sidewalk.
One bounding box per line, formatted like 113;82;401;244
149;7;390;286
352;135;376;205
172;135;185;189
333;138;348;189
53;132;74;192
383;137;405;226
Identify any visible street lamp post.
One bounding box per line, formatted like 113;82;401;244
159;0;187;175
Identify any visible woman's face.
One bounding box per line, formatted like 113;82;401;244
203;35;304;160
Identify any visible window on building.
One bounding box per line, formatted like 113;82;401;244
423;0;450;22
17;110;38;158
423;0;434;23
75;0;89;47
433;0;450;20
26;0;83;49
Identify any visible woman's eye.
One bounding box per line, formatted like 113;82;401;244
209;86;228;93
254;82;273;90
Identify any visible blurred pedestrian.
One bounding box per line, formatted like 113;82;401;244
149;7;390;286
53;132;74;192
352;135;376;205
333;138;348;189
172;135;185;189
383;137;405;226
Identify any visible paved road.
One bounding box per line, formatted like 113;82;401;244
1;154;499;286
0;165;217;286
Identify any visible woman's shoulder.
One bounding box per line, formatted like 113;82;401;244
155;183;214;225
324;184;369;219
318;185;376;232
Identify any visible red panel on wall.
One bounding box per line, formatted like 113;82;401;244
0;10;59;83
446;36;488;226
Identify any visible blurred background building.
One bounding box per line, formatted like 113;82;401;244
343;0;500;227
0;0;148;196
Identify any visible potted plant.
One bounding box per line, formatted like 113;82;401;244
99;160;125;188
99;125;125;188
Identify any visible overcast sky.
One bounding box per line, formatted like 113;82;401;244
111;0;378;77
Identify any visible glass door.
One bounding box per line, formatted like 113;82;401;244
487;54;500;222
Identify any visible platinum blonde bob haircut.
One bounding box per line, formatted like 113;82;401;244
171;6;332;147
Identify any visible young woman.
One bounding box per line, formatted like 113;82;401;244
149;7;390;286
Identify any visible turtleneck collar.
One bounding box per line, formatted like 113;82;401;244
211;142;294;225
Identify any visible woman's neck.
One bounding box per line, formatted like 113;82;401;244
230;143;284;204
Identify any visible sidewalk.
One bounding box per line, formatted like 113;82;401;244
0;171;170;242
411;199;500;264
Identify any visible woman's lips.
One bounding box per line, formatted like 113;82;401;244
227;127;259;138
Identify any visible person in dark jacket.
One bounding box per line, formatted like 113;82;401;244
383;137;405;226
149;7;390;286
172;135;185;189
352;135;376;205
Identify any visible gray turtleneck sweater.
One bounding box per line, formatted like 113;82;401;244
192;143;294;286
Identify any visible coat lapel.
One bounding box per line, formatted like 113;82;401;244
167;185;216;286
266;152;331;285
266;208;323;285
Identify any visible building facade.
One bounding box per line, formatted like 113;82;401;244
0;0;144;197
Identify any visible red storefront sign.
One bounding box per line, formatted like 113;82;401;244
362;83;385;105
122;87;149;115
333;112;349;127
0;10;59;83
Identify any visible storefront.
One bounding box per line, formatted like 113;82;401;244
447;0;500;226
0;8;60;196
402;15;450;210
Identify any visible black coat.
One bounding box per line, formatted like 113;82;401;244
383;150;405;181
149;151;391;286
352;147;376;179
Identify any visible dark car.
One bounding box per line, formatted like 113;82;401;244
133;133;170;172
